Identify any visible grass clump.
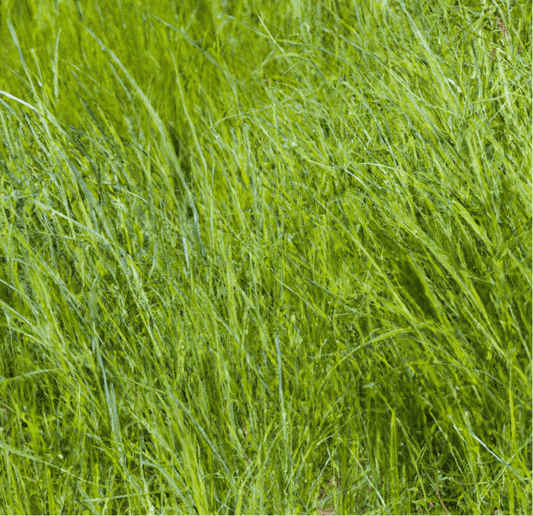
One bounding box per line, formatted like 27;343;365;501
0;0;531;514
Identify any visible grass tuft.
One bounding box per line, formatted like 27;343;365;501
0;0;531;514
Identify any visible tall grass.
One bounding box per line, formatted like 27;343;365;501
0;0;531;514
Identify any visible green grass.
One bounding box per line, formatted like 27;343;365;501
0;0;531;514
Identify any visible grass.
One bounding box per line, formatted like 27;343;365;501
0;0;531;514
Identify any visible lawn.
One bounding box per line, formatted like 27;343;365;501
0;0;531;514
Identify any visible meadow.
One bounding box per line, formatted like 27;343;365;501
0;0;531;514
